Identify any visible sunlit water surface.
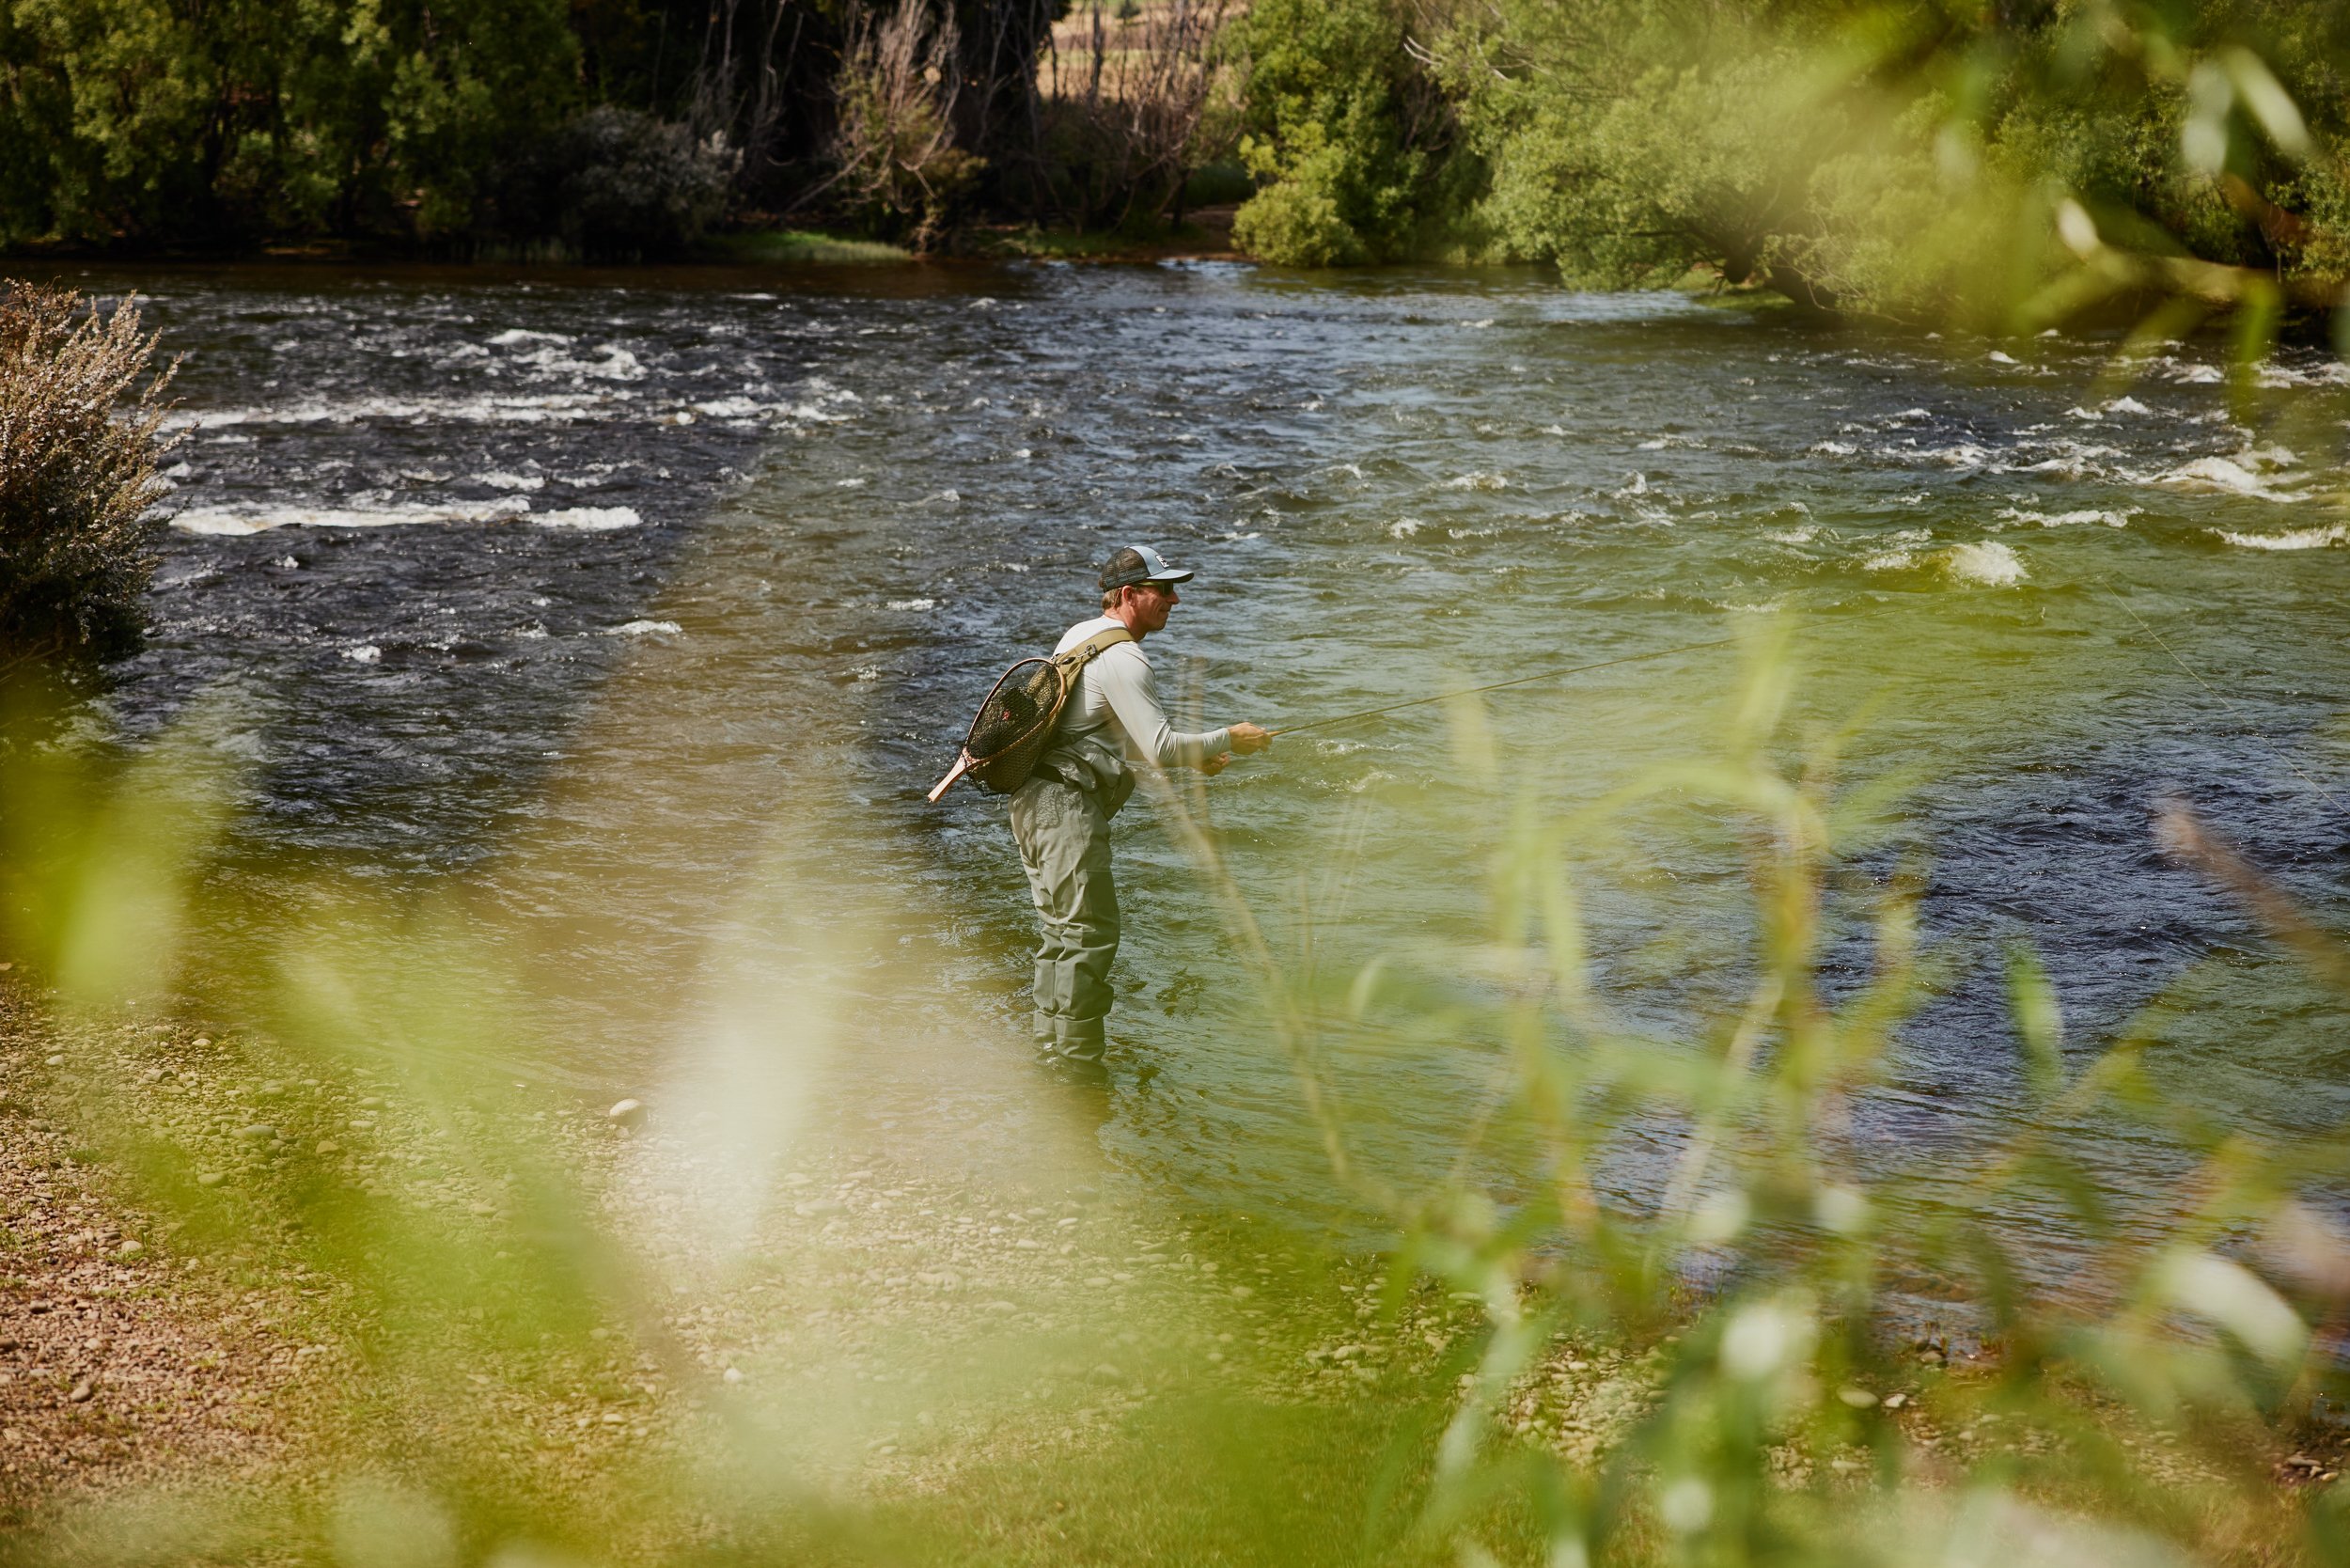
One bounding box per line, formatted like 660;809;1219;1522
57;259;2350;1295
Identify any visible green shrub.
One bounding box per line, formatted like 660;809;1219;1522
1228;0;1468;265
0;286;172;670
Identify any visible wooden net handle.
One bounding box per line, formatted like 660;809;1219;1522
926;752;974;803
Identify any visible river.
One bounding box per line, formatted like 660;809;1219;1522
52;259;2350;1286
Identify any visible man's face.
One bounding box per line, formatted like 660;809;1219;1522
1127;581;1178;632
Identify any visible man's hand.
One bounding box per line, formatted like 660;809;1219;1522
1228;722;1271;755
1200;753;1230;776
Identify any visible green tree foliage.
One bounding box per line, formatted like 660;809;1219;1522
0;0;580;247
1227;0;1466;266
1233;0;2350;330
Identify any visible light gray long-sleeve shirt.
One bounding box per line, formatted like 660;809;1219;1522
1052;615;1230;769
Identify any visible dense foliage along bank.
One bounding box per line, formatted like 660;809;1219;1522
0;0;1213;258
1230;0;2350;326
8;0;2350;328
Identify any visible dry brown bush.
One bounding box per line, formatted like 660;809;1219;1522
1040;0;1238;229
0;287;175;672
825;0;986;251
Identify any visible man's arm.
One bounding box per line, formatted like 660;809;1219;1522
1096;647;1231;768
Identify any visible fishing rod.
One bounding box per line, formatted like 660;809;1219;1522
1266;627;1763;740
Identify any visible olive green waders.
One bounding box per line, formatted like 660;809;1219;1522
1008;760;1130;1059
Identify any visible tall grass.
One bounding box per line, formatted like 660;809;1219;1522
1152;623;2350;1565
3;628;2348;1565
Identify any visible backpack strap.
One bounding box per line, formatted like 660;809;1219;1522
1054;626;1135;669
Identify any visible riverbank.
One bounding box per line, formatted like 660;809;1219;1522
0;967;2332;1565
0;979;1515;1560
3;211;1245;274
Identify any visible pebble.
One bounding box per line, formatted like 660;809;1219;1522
239;1124;277;1141
117;1240;143;1258
316;1140;340;1155
193;1037;212;1048
358;1096;384;1109
1883;1393;1909;1410
196;1173;224;1187
1230;1285;1253;1299
42;1056;62;1068
1838;1388;1877;1408
723;1367;744;1385
67;1380;92;1403
606;1099;646;1127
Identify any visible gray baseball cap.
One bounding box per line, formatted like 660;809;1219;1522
1099;544;1195;592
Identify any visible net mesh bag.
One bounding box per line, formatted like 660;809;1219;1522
964;657;1069;793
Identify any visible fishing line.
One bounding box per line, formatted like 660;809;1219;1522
2095;575;2347;813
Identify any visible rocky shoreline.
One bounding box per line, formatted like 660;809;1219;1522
0;979;1493;1548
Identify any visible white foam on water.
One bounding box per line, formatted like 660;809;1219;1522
1763;525;1818;544
612;620;682;636
2155;447;2309;502
1996;507;2135;528
513;343;644;382
2214;524;2348;551
1447;471;1507;491
489;329;572;347
1810;440;1856;456
343;645;382;664
1987;350;2019;365
2106;396;2153;415
168;392;623;430
887;598;936;611
1863;550;1918;572
1388;518;1424;538
836;478;868;487
692;397;764;418
539;507;641;530
170;498;530;534
2170;363;2224;384
1945;541;2028;587
478;471;544;491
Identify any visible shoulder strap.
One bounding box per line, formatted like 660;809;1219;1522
1054;626;1135;668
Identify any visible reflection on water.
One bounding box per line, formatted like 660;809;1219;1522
52;259;2350;1267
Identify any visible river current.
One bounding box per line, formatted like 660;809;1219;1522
55;260;2350;1282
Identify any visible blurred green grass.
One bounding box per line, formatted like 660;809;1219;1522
3;627;2348;1566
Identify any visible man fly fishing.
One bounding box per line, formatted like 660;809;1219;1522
1010;546;1271;1061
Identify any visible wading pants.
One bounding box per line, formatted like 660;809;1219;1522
1007;774;1119;1059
